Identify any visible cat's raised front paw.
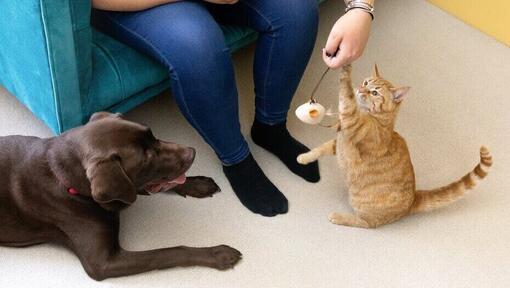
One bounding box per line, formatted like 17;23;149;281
339;64;352;79
297;153;312;165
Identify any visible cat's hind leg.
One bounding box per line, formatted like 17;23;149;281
297;139;336;165
328;212;371;228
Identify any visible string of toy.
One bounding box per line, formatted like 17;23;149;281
295;66;339;127
309;66;330;104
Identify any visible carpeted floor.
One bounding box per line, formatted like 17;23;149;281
1;1;509;287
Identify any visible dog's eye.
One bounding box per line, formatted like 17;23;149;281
371;90;378;96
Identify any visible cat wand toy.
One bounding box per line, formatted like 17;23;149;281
295;66;339;127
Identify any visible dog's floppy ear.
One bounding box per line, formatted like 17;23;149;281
86;154;137;205
89;112;123;123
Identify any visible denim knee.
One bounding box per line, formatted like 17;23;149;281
253;0;319;36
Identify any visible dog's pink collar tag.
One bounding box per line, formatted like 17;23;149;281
67;187;79;196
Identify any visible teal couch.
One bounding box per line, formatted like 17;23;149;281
0;0;324;134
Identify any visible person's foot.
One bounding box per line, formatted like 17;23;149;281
251;119;320;183
223;154;288;217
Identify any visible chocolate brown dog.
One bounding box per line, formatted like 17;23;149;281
0;112;241;280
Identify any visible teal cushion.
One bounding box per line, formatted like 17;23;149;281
221;25;258;53
84;25;258;116
69;0;93;99
85;30;168;115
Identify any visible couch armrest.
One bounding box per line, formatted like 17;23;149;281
0;0;92;134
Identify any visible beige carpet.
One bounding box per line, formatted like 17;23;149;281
1;0;509;287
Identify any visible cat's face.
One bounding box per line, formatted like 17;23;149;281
355;65;410;114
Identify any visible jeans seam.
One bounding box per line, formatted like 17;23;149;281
240;1;276;123
260;39;275;123
222;142;250;165
102;13;223;155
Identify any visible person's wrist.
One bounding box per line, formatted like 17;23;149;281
346;8;373;22
344;0;375;20
344;0;375;7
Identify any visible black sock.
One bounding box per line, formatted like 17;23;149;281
251;119;320;183
223;154;288;217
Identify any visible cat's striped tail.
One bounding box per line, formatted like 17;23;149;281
409;146;492;215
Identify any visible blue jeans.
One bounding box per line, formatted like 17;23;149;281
93;0;318;165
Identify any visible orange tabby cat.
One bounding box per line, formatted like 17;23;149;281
297;64;492;228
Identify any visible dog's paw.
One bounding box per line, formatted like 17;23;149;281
297;153;312;165
209;245;242;270
174;176;220;198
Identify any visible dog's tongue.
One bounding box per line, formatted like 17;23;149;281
170;174;186;185
144;174;187;194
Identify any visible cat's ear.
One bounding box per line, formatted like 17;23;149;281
391;86;410;103
372;63;381;78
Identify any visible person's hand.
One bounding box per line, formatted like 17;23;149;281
203;0;239;4
323;9;372;69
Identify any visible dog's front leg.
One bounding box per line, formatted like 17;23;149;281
86;245;242;280
62;215;241;280
172;176;220;198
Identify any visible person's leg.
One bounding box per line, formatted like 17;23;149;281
209;0;321;182
92;2;287;216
